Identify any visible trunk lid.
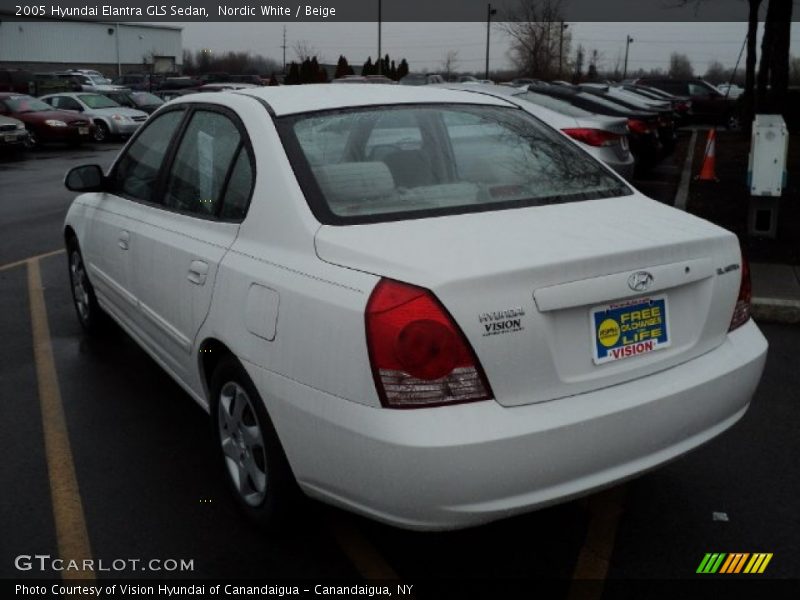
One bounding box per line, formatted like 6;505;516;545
315;195;743;406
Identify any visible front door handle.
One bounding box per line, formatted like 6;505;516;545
118;230;130;250
187;260;209;286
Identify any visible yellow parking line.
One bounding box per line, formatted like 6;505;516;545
326;514;401;581
0;249;65;273
567;486;627;599
28;259;94;581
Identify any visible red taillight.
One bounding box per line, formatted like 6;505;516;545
365;279;493;408
729;255;752;331
562;128;621;147
627;118;652;134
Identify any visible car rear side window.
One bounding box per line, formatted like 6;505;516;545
113;109;184;202
163;110;242;217
280;104;632;225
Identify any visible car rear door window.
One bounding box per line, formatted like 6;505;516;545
163;110;242;217
113;109;185;203
220;148;254;220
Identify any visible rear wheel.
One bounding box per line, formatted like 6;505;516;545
210;357;298;531
67;239;106;334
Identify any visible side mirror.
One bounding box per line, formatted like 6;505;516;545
65;165;105;192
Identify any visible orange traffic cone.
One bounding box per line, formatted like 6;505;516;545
695;128;719;182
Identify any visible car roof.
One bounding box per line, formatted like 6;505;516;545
233;84;514;116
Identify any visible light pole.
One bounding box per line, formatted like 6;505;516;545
485;3;497;80
558;22;569;79
623;35;634;80
377;0;382;75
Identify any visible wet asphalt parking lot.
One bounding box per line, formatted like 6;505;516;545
0;141;798;598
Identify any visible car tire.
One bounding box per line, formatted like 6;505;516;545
66;239;107;334
93;121;110;143
24;129;39;149
210;356;299;531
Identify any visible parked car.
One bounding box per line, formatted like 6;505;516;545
332;76;369;84
0;69;35;94
196;83;260;92
62;85;766;531
33;72;76;96
229;74;266;86
155;89;198;102
159;76;203;91
40;93;147;142
0;114;30;151
102;90;164;115
0;93;93;147
112;73;163;92
399;73;445;85
531;85;664;171
636;77;739;128
443;83;635;179
579;84;677;153
716;83;744;99
620;84;693;125
56;72;126;94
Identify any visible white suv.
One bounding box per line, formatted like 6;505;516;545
63;85;767;531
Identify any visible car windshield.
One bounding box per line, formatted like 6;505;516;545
78;94;119;109
88;75;112;85
132;92;163;106
279;104;631;225
5;96;52;113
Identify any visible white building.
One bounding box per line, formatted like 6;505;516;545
0;16;182;76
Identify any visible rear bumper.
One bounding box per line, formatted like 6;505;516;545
248;320;767;530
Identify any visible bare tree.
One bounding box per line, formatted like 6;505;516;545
669;52;694;78
501;0;570;79
704;60;727;83
293;40;322;63
441;50;460;81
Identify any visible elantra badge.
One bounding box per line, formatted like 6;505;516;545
628;271;654;292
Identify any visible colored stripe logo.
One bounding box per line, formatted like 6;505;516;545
697;553;773;574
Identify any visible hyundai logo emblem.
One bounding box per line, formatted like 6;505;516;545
628;271;654;292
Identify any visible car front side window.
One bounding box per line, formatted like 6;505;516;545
112;109;185;203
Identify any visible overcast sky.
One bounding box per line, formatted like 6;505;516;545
176;21;799;75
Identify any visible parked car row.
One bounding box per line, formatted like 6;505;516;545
0;88;160;151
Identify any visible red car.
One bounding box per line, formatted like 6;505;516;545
0;93;94;147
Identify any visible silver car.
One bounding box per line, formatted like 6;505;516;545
0;114;30;149
442;83;636;180
39;93;148;142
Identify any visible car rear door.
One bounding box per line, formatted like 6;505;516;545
126;105;254;380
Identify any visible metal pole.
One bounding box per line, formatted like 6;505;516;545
377;0;382;75
282;25;287;74
485;4;496;80
623;35;633;80
115;22;121;77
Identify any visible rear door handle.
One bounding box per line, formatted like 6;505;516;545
187;260;209;286
118;230;130;250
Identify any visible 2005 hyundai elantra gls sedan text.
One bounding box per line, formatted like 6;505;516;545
63;85;767;530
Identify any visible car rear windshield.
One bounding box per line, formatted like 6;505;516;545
278;104;632;225
5;95;51;112
79;94;119;109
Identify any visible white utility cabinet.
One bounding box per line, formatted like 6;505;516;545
748;114;788;197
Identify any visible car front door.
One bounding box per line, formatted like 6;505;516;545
83;107;187;329
126;106;253;380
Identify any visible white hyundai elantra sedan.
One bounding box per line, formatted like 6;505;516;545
63;85;767;531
